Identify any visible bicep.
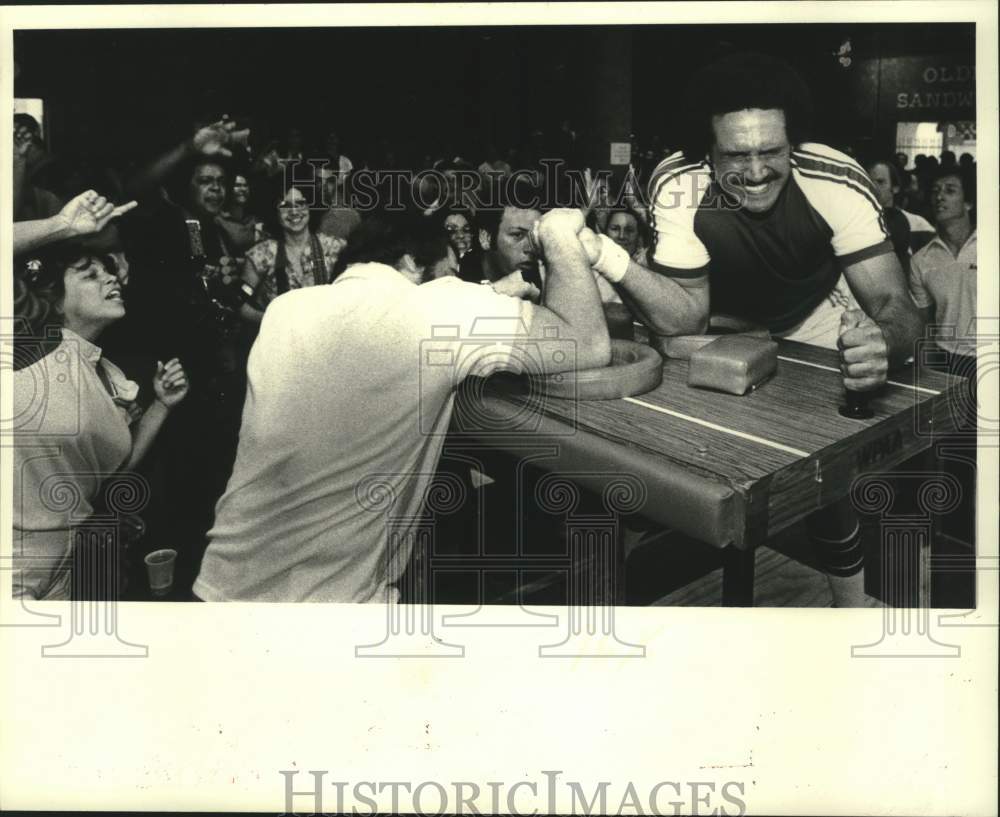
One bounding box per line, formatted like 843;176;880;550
843;250;910;315
526;303;582;374
528;302;572;340
659;265;711;315
626;256;711;334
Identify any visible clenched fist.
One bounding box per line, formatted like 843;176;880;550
838;308;889;391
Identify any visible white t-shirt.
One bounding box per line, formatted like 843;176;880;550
194;263;533;602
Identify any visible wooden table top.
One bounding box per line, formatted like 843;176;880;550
453;338;967;547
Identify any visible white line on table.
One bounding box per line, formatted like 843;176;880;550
776;355;941;395
623;397;810;458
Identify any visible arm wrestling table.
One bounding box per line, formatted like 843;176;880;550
451;336;968;606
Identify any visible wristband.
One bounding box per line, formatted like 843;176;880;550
594;234;631;284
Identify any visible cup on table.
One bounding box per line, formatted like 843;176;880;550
144;549;178;597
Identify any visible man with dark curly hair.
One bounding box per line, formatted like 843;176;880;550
586;52;924;606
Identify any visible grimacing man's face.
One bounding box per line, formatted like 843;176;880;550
710;108;792;214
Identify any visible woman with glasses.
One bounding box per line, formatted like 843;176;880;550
238;182;346;324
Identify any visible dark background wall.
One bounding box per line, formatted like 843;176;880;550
13;23;975;167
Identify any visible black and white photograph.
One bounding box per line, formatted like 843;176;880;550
1;3;997;815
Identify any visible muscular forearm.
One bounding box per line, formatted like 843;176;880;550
870;297;925;367
13;215;74;255
616;259;708;336
541;231;611;368
126;400;171;469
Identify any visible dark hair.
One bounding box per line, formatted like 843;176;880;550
260;179;323;238
225;169;251;210
14;112;42;142
332;211;449;277
680;51;814;160
476;176;544;244
20;246;117;311
931;166;976;205
433;205;475;233
865;158;903;190
605;206;651;248
168;155;229;207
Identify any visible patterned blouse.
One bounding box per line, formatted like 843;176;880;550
244;233;346;307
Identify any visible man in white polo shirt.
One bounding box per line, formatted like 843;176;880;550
193;209;610;602
909;168;977;360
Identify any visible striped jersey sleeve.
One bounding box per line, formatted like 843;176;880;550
647;152;712;275
791;143;892;263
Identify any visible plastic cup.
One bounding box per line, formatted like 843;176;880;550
144;549;178;597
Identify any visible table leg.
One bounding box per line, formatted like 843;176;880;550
722;546;755;607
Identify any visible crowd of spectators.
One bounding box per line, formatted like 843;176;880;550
10;103;978;601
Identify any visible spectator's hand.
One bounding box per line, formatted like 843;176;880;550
192;115;250;159
253;141;281;174
491;271;541;301
57;190;138;237
838;308;889;391
153;359;189;409
109;251;130;288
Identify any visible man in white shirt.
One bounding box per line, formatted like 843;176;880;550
909;168;977;359
193;209;610;602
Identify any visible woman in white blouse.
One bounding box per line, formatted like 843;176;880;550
13;249;189;600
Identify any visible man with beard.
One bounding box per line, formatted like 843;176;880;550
587;52;923;606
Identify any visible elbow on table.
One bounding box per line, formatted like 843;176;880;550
578;331;612;370
646;312;708;338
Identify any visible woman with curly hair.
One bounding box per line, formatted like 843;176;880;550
238;182;345;324
13;244;189;600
